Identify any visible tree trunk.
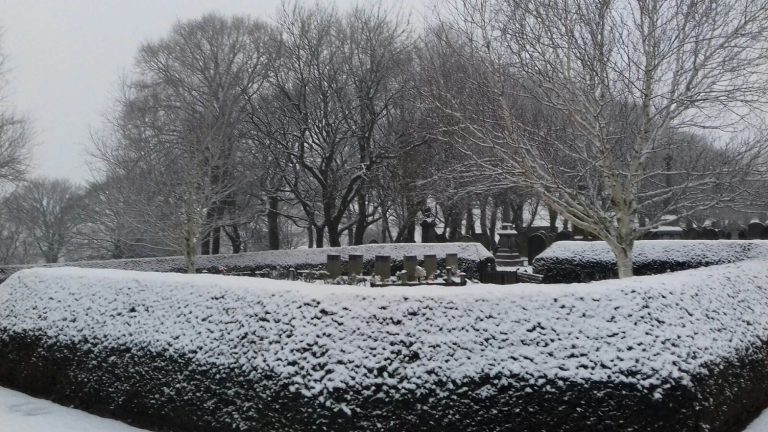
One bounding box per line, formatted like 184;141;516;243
447;203;463;241
612;244;634;278
405;220;416;243
267;196;280;250
211;226;221;255
183;232;197;274
489;203;499;250
465;206;475;235
381;206;390;243
354;193;367;245
226;225;242;254
44;251;58;264
315;225;325;248
200;206;217;255
307;226;314;249
501;198;511;223
548;207;558;232
200;230;210;255
479;201;488;236
327;222;341;247
183;202;199;274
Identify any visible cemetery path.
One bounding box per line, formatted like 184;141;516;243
1;385;767;431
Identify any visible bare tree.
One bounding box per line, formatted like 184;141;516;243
0;32;31;184
94;14;272;272
433;0;768;277
248;3;412;247
6;178;82;263
0;199;35;264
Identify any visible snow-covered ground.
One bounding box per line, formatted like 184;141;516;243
747;410;768;431
0;387;147;432
1;384;767;431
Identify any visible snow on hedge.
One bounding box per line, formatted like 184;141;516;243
532;240;768;283
0;242;493;277
535;240;768;265
2;260;768;410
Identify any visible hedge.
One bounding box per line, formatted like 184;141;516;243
2;263;768;431
532;240;768;283
0;242;494;282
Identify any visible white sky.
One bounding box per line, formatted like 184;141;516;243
0;0;426;184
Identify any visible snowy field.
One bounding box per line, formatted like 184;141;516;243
1;385;766;432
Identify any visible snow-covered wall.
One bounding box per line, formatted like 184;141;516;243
0;242;494;280
2;263;768;431
533;240;768;283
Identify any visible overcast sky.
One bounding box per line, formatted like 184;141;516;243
0;0;425;184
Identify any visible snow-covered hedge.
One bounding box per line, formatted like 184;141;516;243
533;240;768;283
2;263;768;431
0;242;494;281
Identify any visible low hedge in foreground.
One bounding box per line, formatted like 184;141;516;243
532;240;768;283
2;263;768;431
0;242;494;282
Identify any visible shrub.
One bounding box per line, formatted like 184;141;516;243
2;262;768;431
533;240;768;283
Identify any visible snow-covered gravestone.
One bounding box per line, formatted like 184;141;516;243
404;255;417;282
423;254;437;279
348;254;363;276
374;255;391;280
445;253;458;270
327;254;341;279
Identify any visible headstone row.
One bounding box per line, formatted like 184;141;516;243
329;253;460;282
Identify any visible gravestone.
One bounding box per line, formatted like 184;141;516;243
326;254;341;279
554;230;573;242
348;254;363;276
702;227;719;240
747;222;765;240
374;255;391;280
684;228;701;240
404;255;418;282
445;253;459;271
423;254;437;278
420;220;438;243
528;233;547;262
